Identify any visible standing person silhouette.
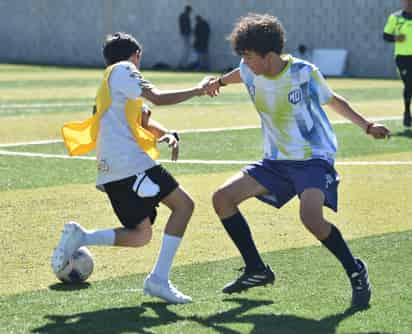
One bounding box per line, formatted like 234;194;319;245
193;15;210;71
178;5;192;69
384;0;412;127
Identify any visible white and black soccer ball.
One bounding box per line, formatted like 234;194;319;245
55;247;94;283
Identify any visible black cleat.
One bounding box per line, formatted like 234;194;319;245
222;265;275;294
350;258;371;309
403;111;411;127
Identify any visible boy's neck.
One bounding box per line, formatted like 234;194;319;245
264;53;289;77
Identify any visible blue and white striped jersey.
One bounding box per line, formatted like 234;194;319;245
240;55;337;163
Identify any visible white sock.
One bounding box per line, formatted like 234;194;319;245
151;234;182;281
83;229;116;246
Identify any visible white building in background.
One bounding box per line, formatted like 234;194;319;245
0;0;401;77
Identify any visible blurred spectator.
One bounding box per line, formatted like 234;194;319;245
383;0;412;127
294;44;312;62
178;5;192;69
192;15;210;71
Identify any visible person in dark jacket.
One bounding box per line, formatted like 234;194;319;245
193;15;210;71
383;0;412;127
178;5;192;69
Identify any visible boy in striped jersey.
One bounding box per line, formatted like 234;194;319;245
206;14;390;309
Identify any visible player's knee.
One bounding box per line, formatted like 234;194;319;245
212;189;229;213
300;210;321;229
300;212;327;238
180;193;195;216
171;193;195;223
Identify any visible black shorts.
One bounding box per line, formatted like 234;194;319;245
103;165;179;228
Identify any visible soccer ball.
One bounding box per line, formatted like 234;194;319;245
55;247;94;283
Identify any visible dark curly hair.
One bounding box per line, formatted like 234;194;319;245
228;13;286;56
102;32;142;65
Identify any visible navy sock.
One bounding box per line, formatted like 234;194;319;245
321;225;361;276
221;211;265;272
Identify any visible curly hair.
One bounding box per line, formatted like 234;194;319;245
228;13;286;56
102;32;142;65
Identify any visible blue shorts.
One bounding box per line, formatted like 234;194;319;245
243;159;340;212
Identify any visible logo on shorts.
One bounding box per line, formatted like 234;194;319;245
325;174;334;189
97;159;110;173
288;89;302;105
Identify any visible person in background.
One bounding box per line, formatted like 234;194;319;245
193;15;210;71
384;0;412;127
178;5;192;69
294;44;312;63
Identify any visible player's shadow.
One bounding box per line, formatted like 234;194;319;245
392;128;412;138
48;282;91;291
32;298;387;334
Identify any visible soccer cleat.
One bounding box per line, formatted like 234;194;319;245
222;265;275;294
51;221;85;273
143;274;192;304
403;111;411;127
350;258;371;309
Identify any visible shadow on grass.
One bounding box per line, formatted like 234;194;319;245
32;297;386;334
48;282;91;291
392;128;412;138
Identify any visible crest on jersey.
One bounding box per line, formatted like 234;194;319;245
288;88;302;105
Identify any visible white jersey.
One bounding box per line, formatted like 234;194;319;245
96;61;156;189
239;55;337;163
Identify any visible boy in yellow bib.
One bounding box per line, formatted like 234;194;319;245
52;32;209;304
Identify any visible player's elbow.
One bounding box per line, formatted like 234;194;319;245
142;88;163;105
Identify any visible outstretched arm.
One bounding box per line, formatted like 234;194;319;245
204;68;243;96
141;77;213;105
327;93;391;139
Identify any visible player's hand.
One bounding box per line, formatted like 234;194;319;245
396;34;406;42
366;123;391;139
204;78;221;97
158;133;179;161
196;76;215;96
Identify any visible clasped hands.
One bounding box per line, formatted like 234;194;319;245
196;76;222;97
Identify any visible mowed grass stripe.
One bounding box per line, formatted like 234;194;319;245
0;121;410;191
2;119;409;158
0;75;401;103
0;231;411;333
1;167;411;295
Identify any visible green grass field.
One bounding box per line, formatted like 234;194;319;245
0;64;411;333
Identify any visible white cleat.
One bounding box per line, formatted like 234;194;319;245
51;221;85;273
143;275;192;304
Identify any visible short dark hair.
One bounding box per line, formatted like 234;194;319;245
228;13;286;56
185;5;192;12
102;32;142;65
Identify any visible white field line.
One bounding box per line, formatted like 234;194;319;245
0;116;402;148
0;102;89;109
0;150;411;166
0;100;232;113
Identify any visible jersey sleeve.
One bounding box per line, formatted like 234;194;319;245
110;63;150;100
310;68;334;105
384;14;396;34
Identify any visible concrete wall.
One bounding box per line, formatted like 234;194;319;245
0;0;401;77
